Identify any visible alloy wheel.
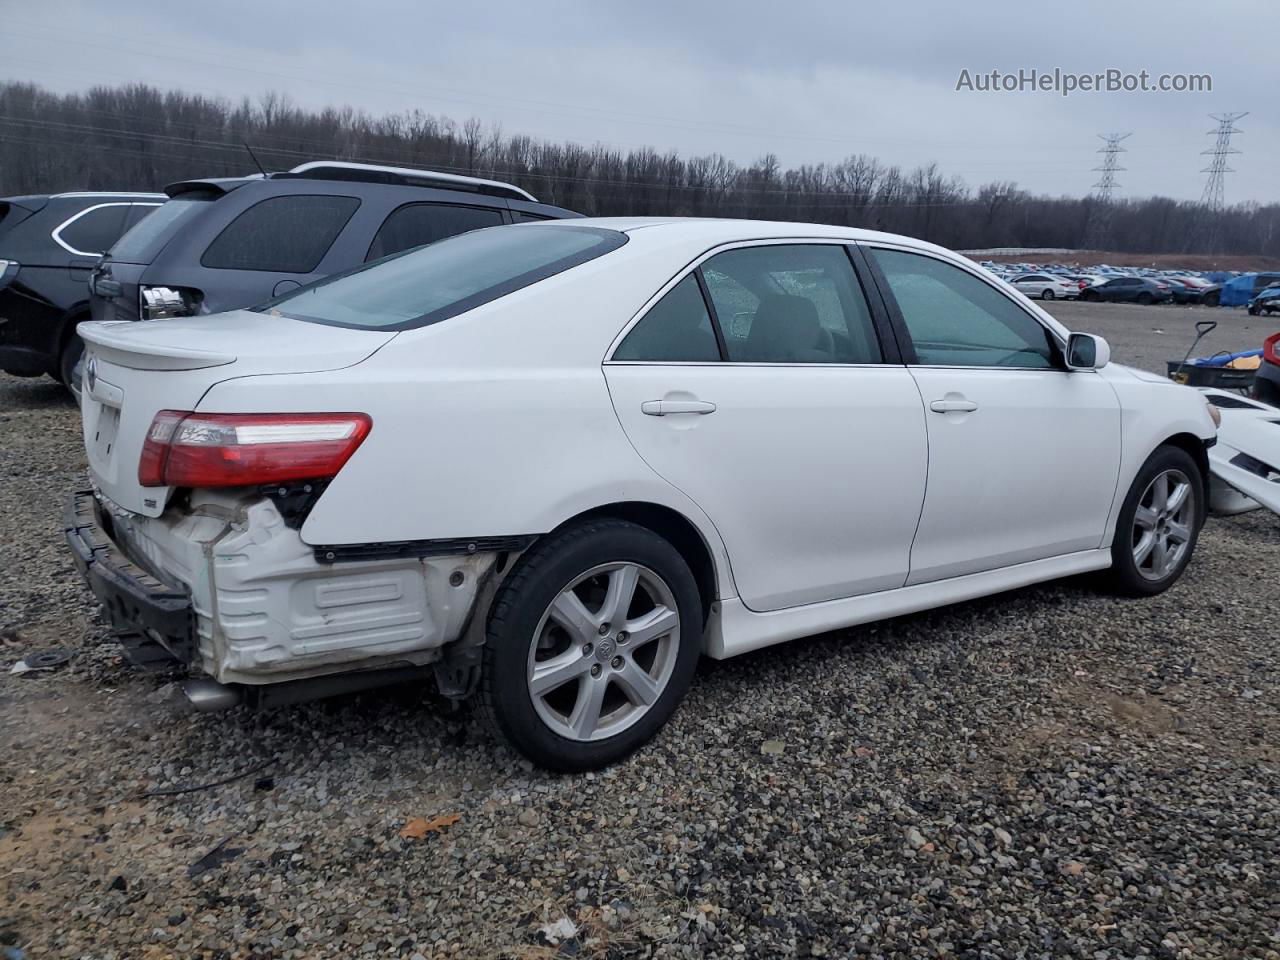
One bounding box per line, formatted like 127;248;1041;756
526;562;680;742
1131;468;1195;581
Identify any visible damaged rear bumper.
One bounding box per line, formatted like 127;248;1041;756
65;490;197;662
64;487;499;688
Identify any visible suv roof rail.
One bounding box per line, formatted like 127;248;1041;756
281;161;537;202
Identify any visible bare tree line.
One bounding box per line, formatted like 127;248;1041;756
1;80;1277;256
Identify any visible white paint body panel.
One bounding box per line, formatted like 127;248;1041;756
71;218;1218;684
904;366;1122;583
1202;390;1280;514
605;362;927;610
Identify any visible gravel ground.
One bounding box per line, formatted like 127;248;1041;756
2;302;1279;959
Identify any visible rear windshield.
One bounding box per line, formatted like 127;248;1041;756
108;193;215;264
261;224;627;330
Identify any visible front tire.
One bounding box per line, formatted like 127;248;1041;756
1136;292;1153;305
1102;445;1204;596
1041;289;1055;301
479;519;702;771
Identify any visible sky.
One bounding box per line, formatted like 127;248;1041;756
1;0;1276;204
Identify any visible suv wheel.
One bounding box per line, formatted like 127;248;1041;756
58;330;85;394
1102;445;1203;596
479;519;702;771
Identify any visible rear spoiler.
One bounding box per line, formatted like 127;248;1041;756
164;177;260;199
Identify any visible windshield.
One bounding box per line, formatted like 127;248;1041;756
108;193;215;264
260;224;627;330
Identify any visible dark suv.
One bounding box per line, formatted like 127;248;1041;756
90;162;580;329
0;191;163;384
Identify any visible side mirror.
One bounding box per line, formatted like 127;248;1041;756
1066;332;1110;370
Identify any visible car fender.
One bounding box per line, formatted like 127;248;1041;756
1099;364;1218;544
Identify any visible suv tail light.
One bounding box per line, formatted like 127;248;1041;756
139;411;372;488
140;285;203;320
1264;333;1280;368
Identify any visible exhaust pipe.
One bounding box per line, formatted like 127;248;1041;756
182;677;242;712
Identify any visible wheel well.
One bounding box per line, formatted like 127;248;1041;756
558;502;718;624
1161;432;1210;490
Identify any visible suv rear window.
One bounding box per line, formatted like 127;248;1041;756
366;203;505;261
202;195;360;273
109;194;215;264
264;224;627;330
55;203;130;255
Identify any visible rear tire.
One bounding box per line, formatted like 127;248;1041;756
57;328;85;393
1082;290;1100;302
1101;445;1204;597
478;519;702;772
1203;291;1220;307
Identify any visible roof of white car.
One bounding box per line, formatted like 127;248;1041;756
540;216;958;259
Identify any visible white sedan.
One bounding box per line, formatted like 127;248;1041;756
68;219;1219;770
1008;273;1080;300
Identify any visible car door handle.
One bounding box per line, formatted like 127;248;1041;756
641;400;717;416
929;399;979;414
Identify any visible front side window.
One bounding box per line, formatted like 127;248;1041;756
869;248;1057;369
366;203;505;261
263;224;627;330
614;275;719;362
700;244;881;364
202;194;360;273
55;204;129;255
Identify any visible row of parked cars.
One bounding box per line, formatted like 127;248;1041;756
990;266;1225;306
0;162;578;390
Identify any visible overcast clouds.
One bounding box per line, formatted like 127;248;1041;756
2;0;1276;202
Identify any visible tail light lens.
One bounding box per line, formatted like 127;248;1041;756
139;411;371;488
140;285;203;320
1264;333;1280;368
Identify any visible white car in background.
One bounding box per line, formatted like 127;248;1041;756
1008;272;1080;301
67;218;1219;770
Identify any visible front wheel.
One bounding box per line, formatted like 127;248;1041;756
1102;446;1204;596
1248;305;1260;316
479;519;702;771
1136;292;1154;305
1041;289;1055;301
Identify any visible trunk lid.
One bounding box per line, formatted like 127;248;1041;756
79;311;395;516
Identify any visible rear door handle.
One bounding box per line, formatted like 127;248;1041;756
929;399;979;414
641;399;717;416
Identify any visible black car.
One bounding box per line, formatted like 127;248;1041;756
0;191;163;384
90;162;581;331
1164;276;1223;306
1247;285;1280;316
1253;332;1280;406
1078;276;1173;305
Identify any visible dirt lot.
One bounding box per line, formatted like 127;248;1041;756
2;301;1279;959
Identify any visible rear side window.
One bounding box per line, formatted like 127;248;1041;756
365;203;505;261
264;224;627;330
202;195;360;273
614;275;720;362
513;211;552;223
110;195;215;264
55;204;130;255
701;244;882;364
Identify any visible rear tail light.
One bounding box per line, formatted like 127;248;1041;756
1264;333;1280;368
140;285;203;320
139;411;372;488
